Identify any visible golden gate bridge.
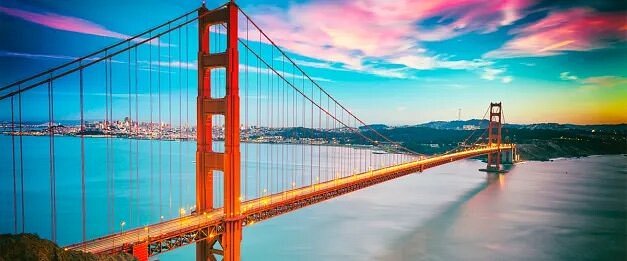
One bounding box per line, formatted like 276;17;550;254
0;2;516;260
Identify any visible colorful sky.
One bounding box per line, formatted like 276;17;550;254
0;0;626;125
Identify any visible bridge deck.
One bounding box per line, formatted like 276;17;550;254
66;145;512;255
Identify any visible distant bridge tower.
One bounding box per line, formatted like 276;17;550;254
486;102;502;170
197;2;242;260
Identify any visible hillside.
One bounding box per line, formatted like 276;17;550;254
0;234;135;261
275;122;626;161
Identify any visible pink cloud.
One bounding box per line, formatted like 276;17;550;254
0;6;130;39
485;8;627;58
246;0;535;77
1;5;172;47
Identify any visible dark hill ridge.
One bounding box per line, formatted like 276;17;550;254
0;234;136;261
275;121;626;161
414;119;627;134
416;119;489;130
358;124;390;130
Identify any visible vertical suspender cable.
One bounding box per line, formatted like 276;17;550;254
266;52;270;197
333;102;337;181
178;26;183;210
256;33;261;202
19;86;25;233
340;109;344;177
310;80;313;186
281;53;285;195
301;74;305;187
149;33;155;220
134;45;140;226
244;19;249;201
168;25;173;213
48;77;57;243
11;97;17;233
291;67;296;188
317;88;321;183
104;55;111;232
128;43;133;225
109;57;116;232
158;36;163;219
269;45;273;196
326;96;329;182
185;17;190;209
79;65;86;248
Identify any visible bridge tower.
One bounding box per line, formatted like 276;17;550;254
486;102;502;171
197;2;241;260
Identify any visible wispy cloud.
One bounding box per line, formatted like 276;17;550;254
139;60;198;70
0;50;125;63
0;51;78;61
579;76;627;90
282;58;348;72
248;0;535;78
240;64;333;82
480;67;513;83
0;5;129;39
560;72;578;81
481;68;505;81
0;5;167;46
485;8;627;58
560;72;626;90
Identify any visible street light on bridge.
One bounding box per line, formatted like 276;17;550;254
120;221;126;234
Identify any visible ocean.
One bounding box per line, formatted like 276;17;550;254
0;136;625;260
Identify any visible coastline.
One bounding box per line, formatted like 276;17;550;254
2;133;624;161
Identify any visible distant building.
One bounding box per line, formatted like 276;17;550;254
463;125;480;130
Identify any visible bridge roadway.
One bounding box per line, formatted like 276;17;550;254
65;145;513;256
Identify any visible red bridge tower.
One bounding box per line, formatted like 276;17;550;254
486;102;503;171
197;2;242;260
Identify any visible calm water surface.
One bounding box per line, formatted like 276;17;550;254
169;156;626;261
0;136;625;260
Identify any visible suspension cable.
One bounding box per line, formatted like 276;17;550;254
237;8;420;156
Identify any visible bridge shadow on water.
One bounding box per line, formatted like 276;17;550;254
377;172;506;260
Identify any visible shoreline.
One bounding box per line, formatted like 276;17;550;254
2;133;624;161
